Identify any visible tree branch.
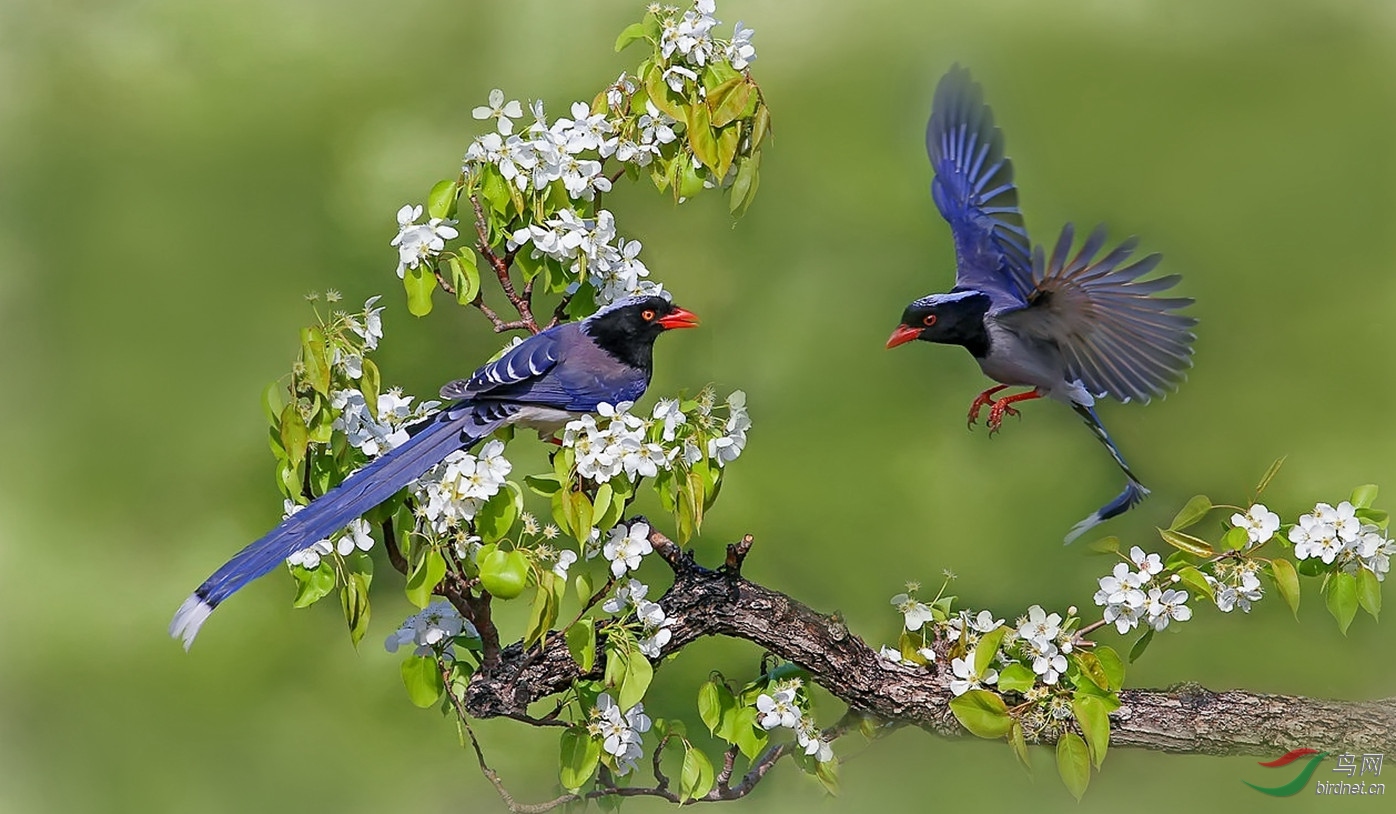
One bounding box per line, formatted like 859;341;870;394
464;529;1396;759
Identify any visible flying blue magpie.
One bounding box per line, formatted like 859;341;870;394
885;66;1195;543
171;295;699;648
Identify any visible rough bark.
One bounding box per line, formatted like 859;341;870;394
464;530;1396;757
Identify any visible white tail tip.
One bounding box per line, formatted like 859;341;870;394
1063;513;1102;545
170;594;213;651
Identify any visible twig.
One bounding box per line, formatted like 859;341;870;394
470;194;538;332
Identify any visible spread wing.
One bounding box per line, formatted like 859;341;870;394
1002;223;1196;403
926;65;1034;306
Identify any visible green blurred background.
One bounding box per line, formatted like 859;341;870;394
2;0;1394;811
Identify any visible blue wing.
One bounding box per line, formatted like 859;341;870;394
440;323;649;412
926;66;1034;306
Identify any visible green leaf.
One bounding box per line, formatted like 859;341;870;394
478;549;529;600
1094;646;1125;692
643;66;685;122
751;103;771;149
680;745;715;802
1175;565;1215;602
618;648;653;710
614;21;647;52
479;165;510;214
360;357;381;422
559;727;601;792
996;663;1037;693
1356;508;1389;528
1074;652;1111;692
1008;721;1031;773
1269;557;1301;618
400;655;444;708
1222;526;1250;551
1086;535;1120;555
1169;495;1212;531
406;547;447;608
525;473;563;497
1255;456;1286;496
444;253;480;306
427;178;459;220
730;707;767;760
974;626;1007;677
1351;484;1379;510
299;327;331;396
574;572;593;604
403;264;436;317
291;560;336;608
261;380;285;425
948;689;1013;739
524;571;561;649
1326;571;1359;634
713;123;740;179
1056;732;1091;801
566;619;596;673
559;490;594;542
1128;628;1154;663
1357;567;1382;619
279;403;309;469
709;79;753;128
476;482;520;544
340;572;371;648
686;103;719;170
698;679;733;736
591;482;613;529
1157;527;1215;558
1072;695;1111;769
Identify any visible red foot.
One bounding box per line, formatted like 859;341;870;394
967;385;1010;428
986;390;1044;436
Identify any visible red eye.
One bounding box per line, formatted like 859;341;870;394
642;309;656;321
923;314;938;327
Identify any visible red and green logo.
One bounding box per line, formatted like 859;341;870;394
1245;748;1329;796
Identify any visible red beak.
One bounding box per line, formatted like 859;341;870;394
657;306;700;330
885;324;921;349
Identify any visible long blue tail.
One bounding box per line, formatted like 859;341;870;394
171;405;496;649
1063;403;1150;544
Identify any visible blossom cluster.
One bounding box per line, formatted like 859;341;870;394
655;0;758;79
413;440;514;536
753;680;833;763
1290;500;1393;579
511;208;664;305
283;507;374;570
601;522;655;579
883;584;1086;696
331;387;439;458
383;600;479;657
391;205;460;279
1092;547;1193;633
560;390;750;485
587;692;652;775
602;574;673;657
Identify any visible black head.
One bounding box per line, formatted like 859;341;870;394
886;291;992;357
583;295;700;370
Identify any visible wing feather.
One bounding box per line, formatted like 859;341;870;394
1004;224;1196;403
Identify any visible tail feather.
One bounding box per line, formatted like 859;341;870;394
171;406;501;650
1064;402;1150;544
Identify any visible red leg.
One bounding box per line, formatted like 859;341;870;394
967;385;1010;428
987;390;1043;436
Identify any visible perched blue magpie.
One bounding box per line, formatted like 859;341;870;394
886;66;1195;543
171;295;699;648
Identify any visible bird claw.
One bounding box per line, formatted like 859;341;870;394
966;386;1009;429
986;401;1021;436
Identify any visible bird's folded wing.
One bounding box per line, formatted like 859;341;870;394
439;328;563;401
926;66;1034;305
1002;223;1196;403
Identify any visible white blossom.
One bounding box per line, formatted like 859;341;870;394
390;204;459;278
891;593;934;632
756;688;799;730
603;522;653;577
1127;546;1164;577
552;549;578;579
949;649;999;696
384;601;477;656
472;88;524;134
1026;638;1068;685
1017;605;1061;644
590;693;651;776
1230;503;1280;546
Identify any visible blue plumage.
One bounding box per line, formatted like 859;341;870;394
890;66;1196;543
172;295;697;649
